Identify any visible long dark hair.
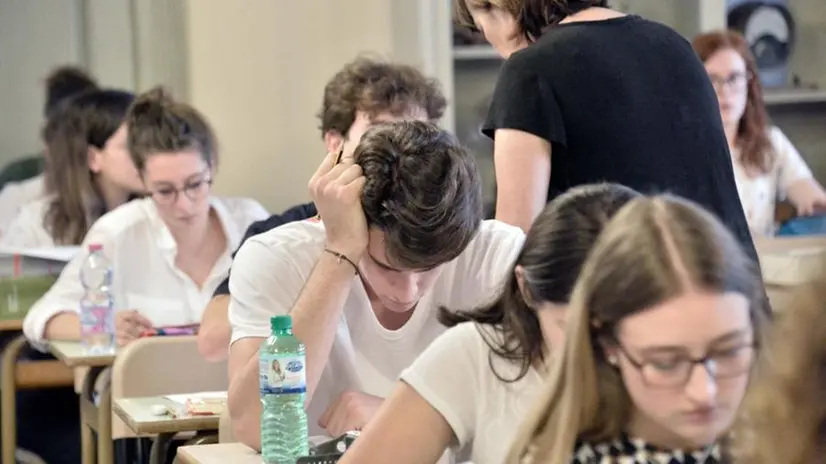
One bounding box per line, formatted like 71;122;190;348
693;30;774;175
438;183;640;382
43;89;135;245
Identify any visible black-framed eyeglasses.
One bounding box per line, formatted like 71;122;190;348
708;71;750;90
148;174;213;205
612;338;757;389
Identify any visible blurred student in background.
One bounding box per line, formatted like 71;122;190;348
23;88;267;348
507;196;765;463
733;279;826;463
341;183;639;464
1;89;144;248
694;30;826;236
197;57;447;361
0;66;99;234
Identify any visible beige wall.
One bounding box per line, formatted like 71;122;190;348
181;0;452;211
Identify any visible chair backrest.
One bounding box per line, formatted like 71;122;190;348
110;336;228;438
218;407;236;443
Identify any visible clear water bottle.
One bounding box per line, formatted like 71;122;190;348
260;315;309;463
79;243;115;353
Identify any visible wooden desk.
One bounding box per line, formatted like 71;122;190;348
115;396;221;464
177;443;262;464
49;341;118;464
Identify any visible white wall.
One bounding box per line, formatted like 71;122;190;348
0;0;86;161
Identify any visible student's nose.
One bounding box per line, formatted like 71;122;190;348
390;272;419;303
683;361;718;407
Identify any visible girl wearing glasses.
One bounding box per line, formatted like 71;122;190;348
1;89;145;248
23;88;267;348
340;183;640;464
506;195;766;464
694;30;826;236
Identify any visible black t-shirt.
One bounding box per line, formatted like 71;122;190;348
482;15;758;265
212;201;317;297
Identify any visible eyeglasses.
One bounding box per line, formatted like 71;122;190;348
708;72;750;91
612;338;756;389
148;175;213;205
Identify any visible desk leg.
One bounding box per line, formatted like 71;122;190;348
149;432;175;464
80;366;110;464
97;370;113;464
0;335;26;464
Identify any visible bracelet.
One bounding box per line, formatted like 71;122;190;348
323;248;359;274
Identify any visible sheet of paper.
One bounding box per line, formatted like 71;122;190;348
164;390;227;405
0;246;80;262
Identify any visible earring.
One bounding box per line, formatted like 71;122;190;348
607;355;619;365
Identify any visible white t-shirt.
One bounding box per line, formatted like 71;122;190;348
228;219;525;436
23;196;268;344
731;126;813;236
401;322;544;464
0;175;45;237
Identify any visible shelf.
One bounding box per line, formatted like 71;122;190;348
764;88;826;105
453;45;502;61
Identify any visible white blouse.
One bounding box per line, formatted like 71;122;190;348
731;127;813;236
1;197;58;248
23;196;268;344
0;175;45;238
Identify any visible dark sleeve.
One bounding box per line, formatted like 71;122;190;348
481;52;566;146
212;202;318;298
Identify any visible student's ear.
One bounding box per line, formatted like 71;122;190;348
514;265;536;308
88;146;103;174
323;131;345;157
596;334;620;367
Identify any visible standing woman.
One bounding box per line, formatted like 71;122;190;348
506;196;766;463
454;1;758;264
694;30;826;236
1;89;145;248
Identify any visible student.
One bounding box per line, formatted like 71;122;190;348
339;183;640;464
505;195;766;463
453;1;758;268
197;57;447;361
227;121;525;448
22;88;268;347
732;279;826;463
0;66;99;233
694;30;826;236
1;89;144;248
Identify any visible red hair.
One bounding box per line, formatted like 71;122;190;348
693;30;773;175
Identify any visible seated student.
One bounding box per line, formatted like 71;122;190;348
339;183;640;464
694;30;826;235
227;121;525;448
198;57;447;361
732;279;826;463
0;66;99;234
1;89;144;248
505;195;767;464
22;88;268;346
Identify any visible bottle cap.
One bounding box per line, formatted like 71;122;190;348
270;315;292;331
88;243;103;252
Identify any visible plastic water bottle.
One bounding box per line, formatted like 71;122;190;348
260;315;309;463
79;243;115;353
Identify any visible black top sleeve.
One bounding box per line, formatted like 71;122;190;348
212;201;318;297
481;52;566;147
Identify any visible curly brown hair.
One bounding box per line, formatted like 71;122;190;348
454;0;608;40
126;87;218;171
693;31;774;175
354;120;483;270
317;57;447;139
733;278;826;463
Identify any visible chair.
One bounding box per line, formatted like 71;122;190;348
0;334;74;464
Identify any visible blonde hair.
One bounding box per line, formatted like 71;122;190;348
506;195;766;464
733;278;826;463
